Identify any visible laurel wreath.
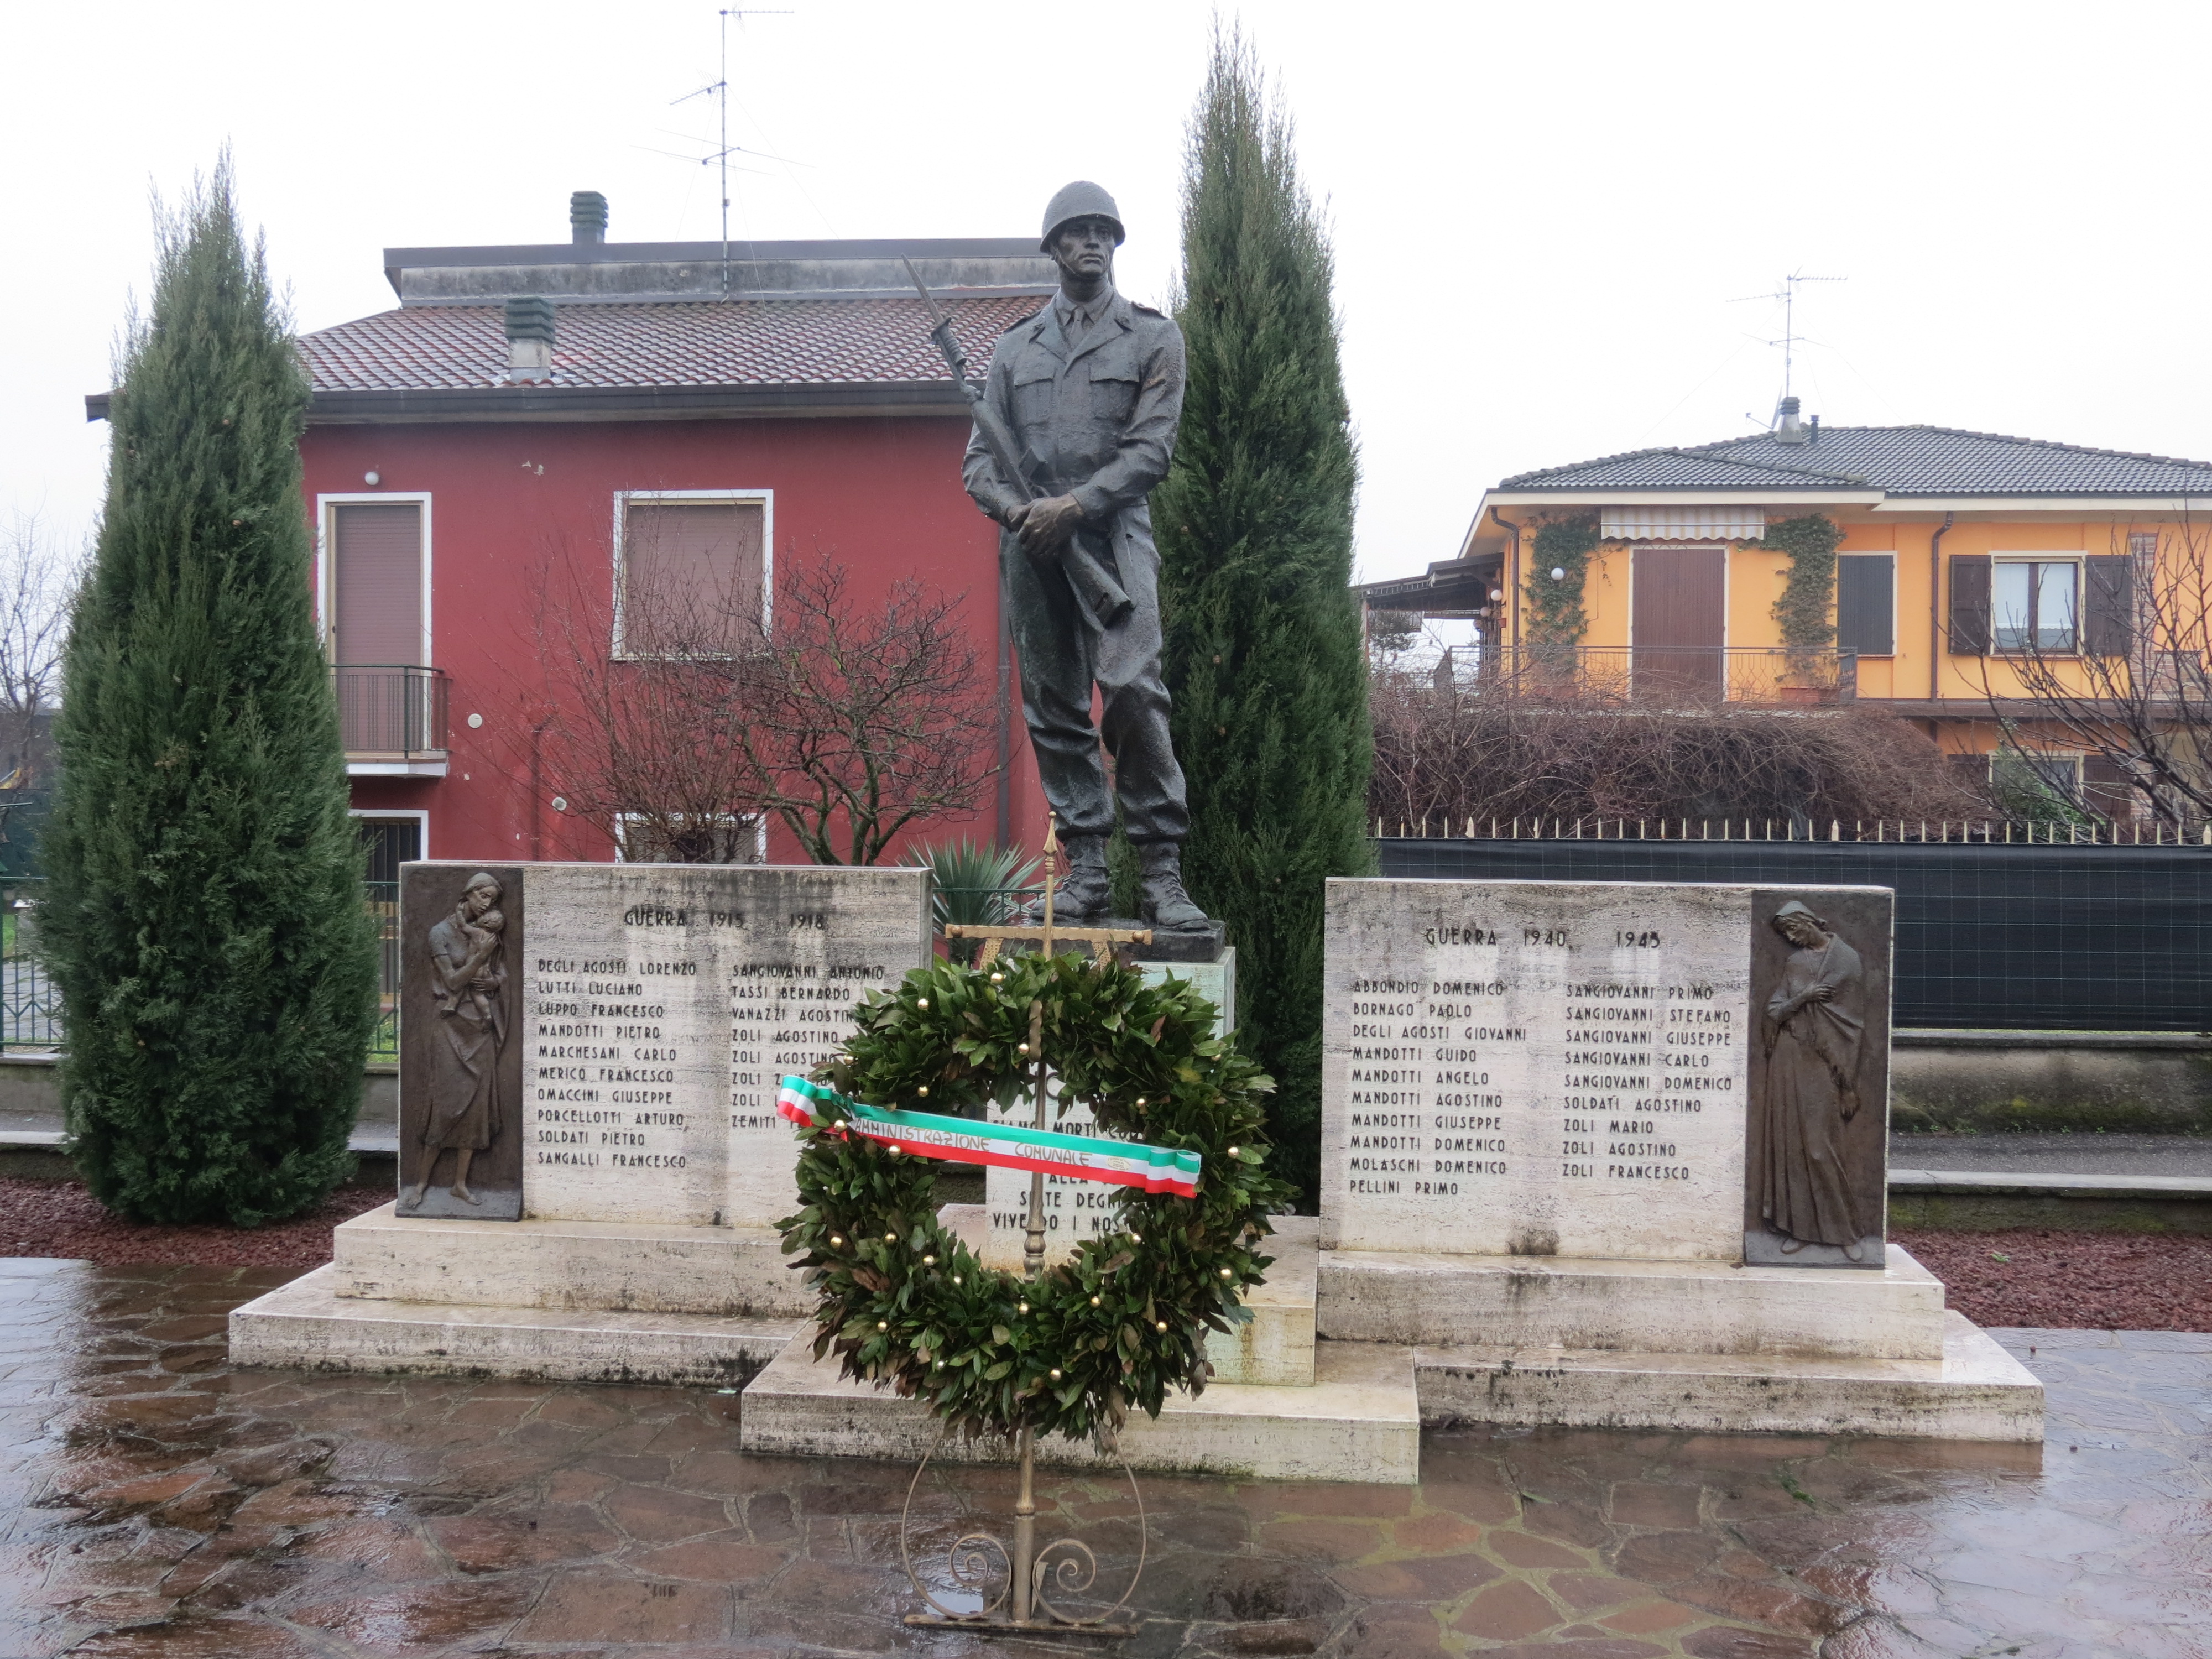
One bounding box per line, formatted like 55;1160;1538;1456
776;949;1290;1444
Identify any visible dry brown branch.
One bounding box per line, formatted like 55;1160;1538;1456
513;536;769;863
0;515;81;808
1369;669;1983;831
718;556;997;866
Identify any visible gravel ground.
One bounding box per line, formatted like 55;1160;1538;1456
1893;1226;2212;1331
0;1177;389;1269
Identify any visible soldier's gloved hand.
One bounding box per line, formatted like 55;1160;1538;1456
1010;494;1084;557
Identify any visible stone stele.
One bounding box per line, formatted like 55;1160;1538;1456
398;861;931;1228
1321;878;1893;1263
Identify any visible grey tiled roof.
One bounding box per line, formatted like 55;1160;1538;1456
296;296;1035;392
1501;425;2212;496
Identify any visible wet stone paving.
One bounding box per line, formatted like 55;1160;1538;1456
0;1260;2206;1658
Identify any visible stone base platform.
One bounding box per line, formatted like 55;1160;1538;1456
331;1203;812;1318
1413;1312;2043;1441
737;1336;1421;1482
1319;1245;1949;1360
229;1264;801;1386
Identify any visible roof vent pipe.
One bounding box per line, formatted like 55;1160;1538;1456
570;191;608;245
1775;394;1808;445
504;295;555;384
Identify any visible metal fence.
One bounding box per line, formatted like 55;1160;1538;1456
0;875;405;1057
1;878;59;1050
1376;815;2212;846
1375;828;2212;1032
367;878;399;1060
335;665;450;757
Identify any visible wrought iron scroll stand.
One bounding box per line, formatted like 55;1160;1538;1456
904;825;1152;1636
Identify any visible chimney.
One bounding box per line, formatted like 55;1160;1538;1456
505;296;555;384
1775;394;1808;445
570;190;608;245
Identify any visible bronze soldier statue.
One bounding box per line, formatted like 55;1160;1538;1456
960;182;1209;932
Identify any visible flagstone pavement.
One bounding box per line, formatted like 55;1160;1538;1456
0;1259;2204;1658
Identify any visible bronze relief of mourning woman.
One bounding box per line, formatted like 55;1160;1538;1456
401;871;509;1211
1756;900;1876;1262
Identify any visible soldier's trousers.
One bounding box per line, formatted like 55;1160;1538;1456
1000;524;1188;844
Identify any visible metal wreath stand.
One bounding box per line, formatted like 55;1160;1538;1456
899;832;1154;1637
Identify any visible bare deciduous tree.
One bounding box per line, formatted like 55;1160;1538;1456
724;557;998;865
1976;521;2212;825
507;543;998;867
513;539;768;864
0;517;82;855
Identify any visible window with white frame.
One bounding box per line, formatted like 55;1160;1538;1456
327;499;429;665
1992;559;2078;653
615;493;768;658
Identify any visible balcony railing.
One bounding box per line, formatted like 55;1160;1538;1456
1463;646;1857;706
335;665;450;758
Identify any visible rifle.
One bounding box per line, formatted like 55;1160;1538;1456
903;258;1134;632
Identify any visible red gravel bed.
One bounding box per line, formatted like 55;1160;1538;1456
0;1177;388;1269
1893;1227;2212;1331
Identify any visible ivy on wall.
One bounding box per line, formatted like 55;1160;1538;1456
1759;514;1844;653
1524;515;1601;659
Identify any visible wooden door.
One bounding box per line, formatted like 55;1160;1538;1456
1632;545;1725;700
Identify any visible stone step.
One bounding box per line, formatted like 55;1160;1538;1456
938;1206;1317;1387
229;1264;801;1386
1318;1243;1949;1360
331;1202;814;1318
736;1335;1420;1483
1412;1311;2043;1442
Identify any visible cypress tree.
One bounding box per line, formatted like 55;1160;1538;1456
44;163;379;1225
1154;32;1373;1203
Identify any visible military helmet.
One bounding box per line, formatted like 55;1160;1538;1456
1040;181;1126;251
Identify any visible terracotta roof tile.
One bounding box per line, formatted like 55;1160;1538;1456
298;296;1041;393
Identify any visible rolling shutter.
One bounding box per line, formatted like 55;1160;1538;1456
1836;555;1894;656
622;502;765;654
2083;555;2134;658
332;503;424;665
1946;555;1991;654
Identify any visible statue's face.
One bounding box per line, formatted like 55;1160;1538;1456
463;879;500;919
1050;216;1117;284
1777;914;1823;949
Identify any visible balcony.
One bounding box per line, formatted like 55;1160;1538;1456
335;665;450;775
1465;647;1858;706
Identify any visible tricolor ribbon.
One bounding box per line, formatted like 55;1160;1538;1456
778;1075;1202;1198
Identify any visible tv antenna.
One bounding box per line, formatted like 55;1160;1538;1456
1730;270;1845;420
674;7;794;286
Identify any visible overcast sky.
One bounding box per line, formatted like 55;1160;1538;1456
9;0;2212;583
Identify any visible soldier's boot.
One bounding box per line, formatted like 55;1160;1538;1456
1023;834;1113;925
1138;842;1210;933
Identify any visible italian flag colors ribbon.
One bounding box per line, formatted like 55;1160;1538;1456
777;1075;1202;1198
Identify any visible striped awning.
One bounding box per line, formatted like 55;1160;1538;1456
1600;507;1766;542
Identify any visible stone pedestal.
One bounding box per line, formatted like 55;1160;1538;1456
737;1336;1418;1483
1318;1244;1948;1360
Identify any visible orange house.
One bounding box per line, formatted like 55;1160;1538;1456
1364;402;2212;808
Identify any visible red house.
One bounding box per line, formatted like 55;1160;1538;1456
107;194;1057;878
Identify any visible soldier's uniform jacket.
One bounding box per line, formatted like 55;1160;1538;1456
961;290;1187;589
